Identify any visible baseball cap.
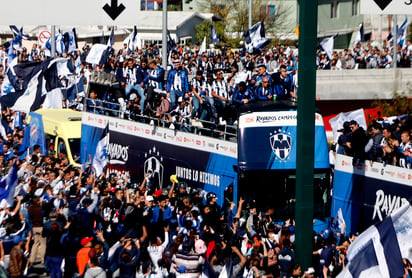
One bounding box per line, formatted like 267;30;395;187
207;192;217;200
305;267;315;275
146;195;154;202
81;236;93;246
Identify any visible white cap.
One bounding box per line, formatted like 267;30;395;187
146;195;154;202
305;267;315;274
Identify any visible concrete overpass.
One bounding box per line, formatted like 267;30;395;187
316;68;412;100
314;68;412;118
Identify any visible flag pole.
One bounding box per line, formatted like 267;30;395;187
392;14;397;93
51;25;56;57
248;0;252;28
162;0;168;70
295;0;317;271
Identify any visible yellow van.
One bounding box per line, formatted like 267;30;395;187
31;109;82;167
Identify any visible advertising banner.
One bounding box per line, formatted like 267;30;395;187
331;154;412;233
81;112;237;205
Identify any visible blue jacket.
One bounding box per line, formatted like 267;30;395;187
151;206;173;225
272;71;294;99
255;86;274;101
166;68;189;93
232;88;255;105
143;66;165;90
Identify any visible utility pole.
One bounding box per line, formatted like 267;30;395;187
162;0;168;70
51;25;56;57
295;0;317;271
248;0;252;28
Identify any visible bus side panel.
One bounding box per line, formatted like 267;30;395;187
107;130;237;207
238;111;329;171
81;114;238;206
239;125;329;170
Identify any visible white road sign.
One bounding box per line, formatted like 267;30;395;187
0;0;140;25
361;0;412;14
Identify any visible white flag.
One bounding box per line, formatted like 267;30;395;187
198;37;206;56
329;108;366;142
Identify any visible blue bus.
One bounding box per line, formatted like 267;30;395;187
81;100;330;215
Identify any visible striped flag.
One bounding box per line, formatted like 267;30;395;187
337;202;412;278
7;26;27;58
1;57;19;96
397;18;408;47
123;26;138;54
243;22;271;53
92;124;110;177
0;58;71;113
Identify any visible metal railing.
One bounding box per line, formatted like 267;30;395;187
84;98;238;141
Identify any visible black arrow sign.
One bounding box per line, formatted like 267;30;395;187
103;0;126;21
373;0;392;10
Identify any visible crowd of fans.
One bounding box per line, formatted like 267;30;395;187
0;129;368;278
0;37;411;278
335;116;412;169
3;36;412;133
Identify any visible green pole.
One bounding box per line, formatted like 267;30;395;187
295;0;317;270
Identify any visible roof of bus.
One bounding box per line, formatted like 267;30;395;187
31;109;82;139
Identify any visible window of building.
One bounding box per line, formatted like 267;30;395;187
331;1;339;18
352;0;359;16
260;5;276;21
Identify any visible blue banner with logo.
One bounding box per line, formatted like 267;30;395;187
238;111;329;171
331;154;412;234
19;112;47;158
81;112;238;206
80;124;105;169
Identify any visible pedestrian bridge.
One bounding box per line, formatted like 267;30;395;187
316;69;412;100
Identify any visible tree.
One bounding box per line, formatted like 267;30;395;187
194;21;225;45
196;0;293;38
371;86;412;122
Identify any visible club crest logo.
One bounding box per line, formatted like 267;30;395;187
144;146;164;190
270;130;292;160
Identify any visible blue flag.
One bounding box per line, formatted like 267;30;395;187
92;124;110;177
210;24;220;44
0;163;18;207
107;28;115;47
7;26;27;58
66;77;85;102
